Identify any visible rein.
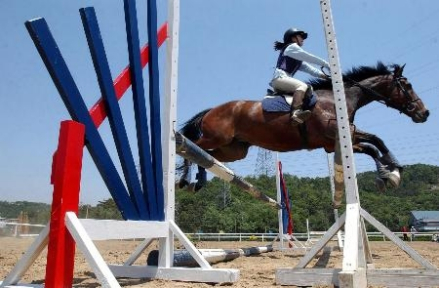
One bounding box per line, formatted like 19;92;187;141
348;76;420;114
321;67;419;114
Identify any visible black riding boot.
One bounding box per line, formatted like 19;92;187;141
290;90;311;124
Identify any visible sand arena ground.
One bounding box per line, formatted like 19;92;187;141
2;237;439;287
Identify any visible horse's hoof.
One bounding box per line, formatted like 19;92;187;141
178;179;189;189
332;200;342;209
194;182;204;192
387;169;401;188
187;182;196;192
375;177;386;193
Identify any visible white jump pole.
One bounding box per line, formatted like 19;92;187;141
175;132;279;208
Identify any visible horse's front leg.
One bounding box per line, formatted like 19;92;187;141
353;143;392;191
354;129;402;170
354;130;402;188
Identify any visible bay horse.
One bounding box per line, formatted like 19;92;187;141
178;62;430;192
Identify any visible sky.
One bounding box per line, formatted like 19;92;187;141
1;0;439;205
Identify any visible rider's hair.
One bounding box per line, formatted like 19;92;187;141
274;41;288;51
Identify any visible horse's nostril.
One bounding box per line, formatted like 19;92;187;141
425;110;430;117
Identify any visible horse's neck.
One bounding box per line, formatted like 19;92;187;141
335;88;365;121
345;76;387;120
347;87;371;112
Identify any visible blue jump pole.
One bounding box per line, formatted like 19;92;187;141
123;0;163;220
146;0;165;221
80;7;149;219
25;18;139;220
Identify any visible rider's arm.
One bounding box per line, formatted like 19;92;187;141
299;62;326;78
284;43;330;68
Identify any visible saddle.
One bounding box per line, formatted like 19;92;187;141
262;89;317;113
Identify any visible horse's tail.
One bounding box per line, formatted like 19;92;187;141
176;108;211;177
179;108;211;142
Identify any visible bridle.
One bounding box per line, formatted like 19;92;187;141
390;77;421;113
322;67;420;114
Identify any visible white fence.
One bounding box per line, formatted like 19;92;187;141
0;222;46;237
186;231;439;242
1;223;437;242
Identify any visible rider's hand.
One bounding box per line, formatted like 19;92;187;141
321;73;330;80
321;66;331;79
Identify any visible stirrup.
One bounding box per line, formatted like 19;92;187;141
291;109;312;124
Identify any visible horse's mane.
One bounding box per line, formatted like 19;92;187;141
307;61;398;90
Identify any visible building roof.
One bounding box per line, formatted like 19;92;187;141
410;211;439;220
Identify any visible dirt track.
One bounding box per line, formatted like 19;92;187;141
2;237;439;287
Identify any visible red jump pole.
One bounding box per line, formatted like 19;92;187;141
45;120;85;288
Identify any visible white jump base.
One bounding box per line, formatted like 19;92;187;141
277;268;439;288
276;206;439;287
0;212;239;288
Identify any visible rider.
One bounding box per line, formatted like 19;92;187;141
271;28;330;124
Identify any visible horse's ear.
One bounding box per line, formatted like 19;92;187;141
394;63;406;78
400;63;406;74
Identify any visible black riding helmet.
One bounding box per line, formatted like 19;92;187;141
283;28;308;43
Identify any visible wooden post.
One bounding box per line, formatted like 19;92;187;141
45;120;85;288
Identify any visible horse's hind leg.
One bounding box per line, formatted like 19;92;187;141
194;166;207;191
178;158;192;189
206;139;251;163
193;139;251;190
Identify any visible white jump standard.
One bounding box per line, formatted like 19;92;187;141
276;1;439;287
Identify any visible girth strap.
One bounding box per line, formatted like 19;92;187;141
298;122;309;149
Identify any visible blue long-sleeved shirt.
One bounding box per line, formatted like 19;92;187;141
273;43;329;79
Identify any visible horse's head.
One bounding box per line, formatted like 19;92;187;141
376;64;429;123
310;62;430;123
